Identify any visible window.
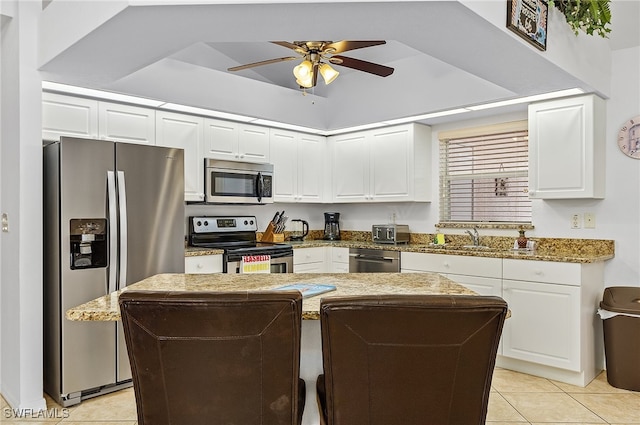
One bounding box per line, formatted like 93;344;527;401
439;121;531;224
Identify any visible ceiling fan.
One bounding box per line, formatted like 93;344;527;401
227;40;394;88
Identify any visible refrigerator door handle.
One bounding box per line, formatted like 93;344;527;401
117;171;128;287
107;171;118;294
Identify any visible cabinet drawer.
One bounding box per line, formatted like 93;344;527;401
294;247;326;265
331;247;349;263
503;259;581;286
401;252;501;278
185;255;223;274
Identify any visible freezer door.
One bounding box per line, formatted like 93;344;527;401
114;143;185;381
57;138;117;395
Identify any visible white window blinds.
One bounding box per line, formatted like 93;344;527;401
439;127;531;223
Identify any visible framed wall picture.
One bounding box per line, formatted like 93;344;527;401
507;0;548;51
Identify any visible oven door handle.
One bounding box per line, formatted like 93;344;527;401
256;172;263;203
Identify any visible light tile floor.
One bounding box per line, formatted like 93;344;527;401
2;369;639;424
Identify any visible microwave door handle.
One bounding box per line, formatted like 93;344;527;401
256;172;263;203
107;171;118;294
117;171;128;288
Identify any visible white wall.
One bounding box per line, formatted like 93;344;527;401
0;0;46;411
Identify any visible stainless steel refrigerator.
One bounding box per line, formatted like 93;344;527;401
43;137;185;407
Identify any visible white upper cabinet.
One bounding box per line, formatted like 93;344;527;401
98;102;156;145
270;129;325;203
329;123;431;203
42;92;99;141
204;118;269;163
156;111;204;202
528;94;605;199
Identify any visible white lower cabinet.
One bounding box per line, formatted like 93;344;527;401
293;247;327;273
402;252;605;386
401;252;502;287
185;255;223;274
502;278;580;371
500;259;605;386
329;247;349;273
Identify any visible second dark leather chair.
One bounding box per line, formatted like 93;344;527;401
316;294;508;425
119;290;305;425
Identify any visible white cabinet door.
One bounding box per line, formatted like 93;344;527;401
328;247;349;273
238;124;270;162
98;102;155;145
331;133;369;202
502;279;580;371
204;118;239;160
294;247;327;273
204;119;269;163
42;93;99;141
369;127;412;201
297;134;325;202
270;130;325;203
185;255;223;274
156;111;204;202
528;94;605;199
270;129;298;202
331;123;431;203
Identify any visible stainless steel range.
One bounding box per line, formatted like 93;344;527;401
188;216;293;273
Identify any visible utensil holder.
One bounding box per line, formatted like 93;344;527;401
261;222;285;243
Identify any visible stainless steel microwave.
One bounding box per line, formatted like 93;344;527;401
205;159;274;204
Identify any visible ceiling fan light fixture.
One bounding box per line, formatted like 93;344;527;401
293;60;313;80
318;63;339;85
296;76;314;88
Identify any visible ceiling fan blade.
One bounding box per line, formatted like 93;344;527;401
323;40;386;54
270;41;308;55
329;55;394;77
228;56;298;72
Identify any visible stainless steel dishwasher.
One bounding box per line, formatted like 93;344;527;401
349;248;400;273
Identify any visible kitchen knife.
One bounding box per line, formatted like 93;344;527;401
271;211;280;225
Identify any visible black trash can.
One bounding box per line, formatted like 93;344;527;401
600;286;640;391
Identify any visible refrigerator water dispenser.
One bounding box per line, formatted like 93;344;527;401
70;219;107;269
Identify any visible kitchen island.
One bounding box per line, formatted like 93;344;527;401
66;272;477;321
67;272;479;425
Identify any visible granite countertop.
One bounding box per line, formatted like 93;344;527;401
184;233;614;264
66;272;477;322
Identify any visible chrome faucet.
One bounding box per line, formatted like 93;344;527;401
465;227;480;246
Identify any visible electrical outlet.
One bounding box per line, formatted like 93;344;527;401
571;213;582;229
584;213;596;229
1;213;8;233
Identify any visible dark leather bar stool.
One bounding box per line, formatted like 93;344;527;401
316;294;508;425
119;290;305;425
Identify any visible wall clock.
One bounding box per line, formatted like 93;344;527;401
618;115;640;159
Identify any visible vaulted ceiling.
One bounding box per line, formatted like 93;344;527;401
39;1;637;132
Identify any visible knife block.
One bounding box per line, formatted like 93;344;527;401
260;222;285;243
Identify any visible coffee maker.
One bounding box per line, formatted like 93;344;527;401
323;212;341;240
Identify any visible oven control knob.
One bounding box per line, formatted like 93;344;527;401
203;221;209;227
196;221;201;227
244;220;248;225
250;220;254;225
